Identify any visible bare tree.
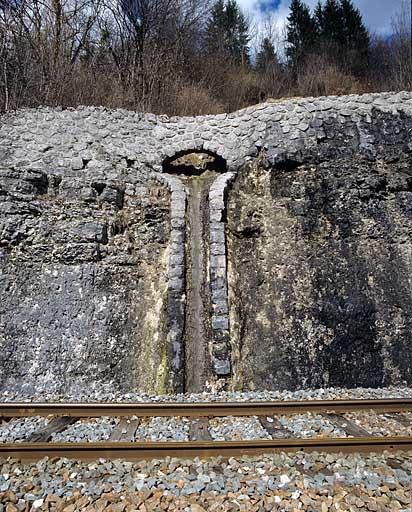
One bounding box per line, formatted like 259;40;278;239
390;0;412;89
0;0;408;116
0;0;102;109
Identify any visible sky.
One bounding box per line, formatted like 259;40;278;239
238;0;408;36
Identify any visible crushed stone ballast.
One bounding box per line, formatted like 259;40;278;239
1;399;412;461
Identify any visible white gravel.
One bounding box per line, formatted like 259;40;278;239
343;412;412;437
277;413;347;438
51;417;119;443
0;417;49;443
135;417;190;441
1;451;412;510
209;416;272;441
0;387;411;443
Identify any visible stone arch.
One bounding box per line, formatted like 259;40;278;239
162;149;227;175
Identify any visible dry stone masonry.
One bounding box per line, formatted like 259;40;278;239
153;173;186;392
2;91;412;174
209;172;236;377
2;91;412;394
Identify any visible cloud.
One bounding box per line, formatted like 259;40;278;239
237;0;407;35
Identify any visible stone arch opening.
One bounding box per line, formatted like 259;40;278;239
162;149;227;176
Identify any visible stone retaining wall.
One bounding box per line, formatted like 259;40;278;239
2;91;412;393
2;92;412;174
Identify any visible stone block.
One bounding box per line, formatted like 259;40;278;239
171;207;185;219
171;230;184;245
171;217;185;229
210;242;226;256
212;315;229;330
209;188;224;201
210;255;226;269
212;300;229;315
212;329;230;343
210;228;225;244
212;288;227;301
212;358;231;376
210;197;225;210
170;199;186;217
212;342;230;360
169;264;184;279
209;210;223;223
211;276;226;290
210;267;227;280
71;157;84;170
170;253;184;266
172;191;186;202
101;186;123;207
74;222;108;244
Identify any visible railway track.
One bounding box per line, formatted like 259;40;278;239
1;399;412;462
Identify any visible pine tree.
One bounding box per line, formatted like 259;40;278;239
205;0;250;66
256;37;278;72
233;4;250;66
315;0;370;73
205;0;226;54
340;0;370;68
319;0;343;45
286;0;318;70
313;1;324;31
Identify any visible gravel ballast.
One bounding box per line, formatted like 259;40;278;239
1;410;410;444
51;418;119;443
1;385;412;444
1;451;412;510
0;418;49;444
2;386;412;404
208;416;271;441
0;387;411;509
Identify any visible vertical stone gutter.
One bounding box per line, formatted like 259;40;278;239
156;173;187;392
209;172;235;377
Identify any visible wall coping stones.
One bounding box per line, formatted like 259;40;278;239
1;92;412;176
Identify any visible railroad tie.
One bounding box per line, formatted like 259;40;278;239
325;413;371;437
382;412;412;428
28;416;78;443
258;416;292;439
109;418;141;442
189;418;212;441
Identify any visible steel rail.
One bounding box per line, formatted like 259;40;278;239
1;399;412;418
1;437;412;462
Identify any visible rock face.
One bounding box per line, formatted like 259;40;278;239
0;166;171;394
227;118;412;390
2;91;412;393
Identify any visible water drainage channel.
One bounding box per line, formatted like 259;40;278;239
163;152;231;393
184;172;217;392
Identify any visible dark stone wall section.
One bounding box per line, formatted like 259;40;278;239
227;128;412;390
155;173;187;392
